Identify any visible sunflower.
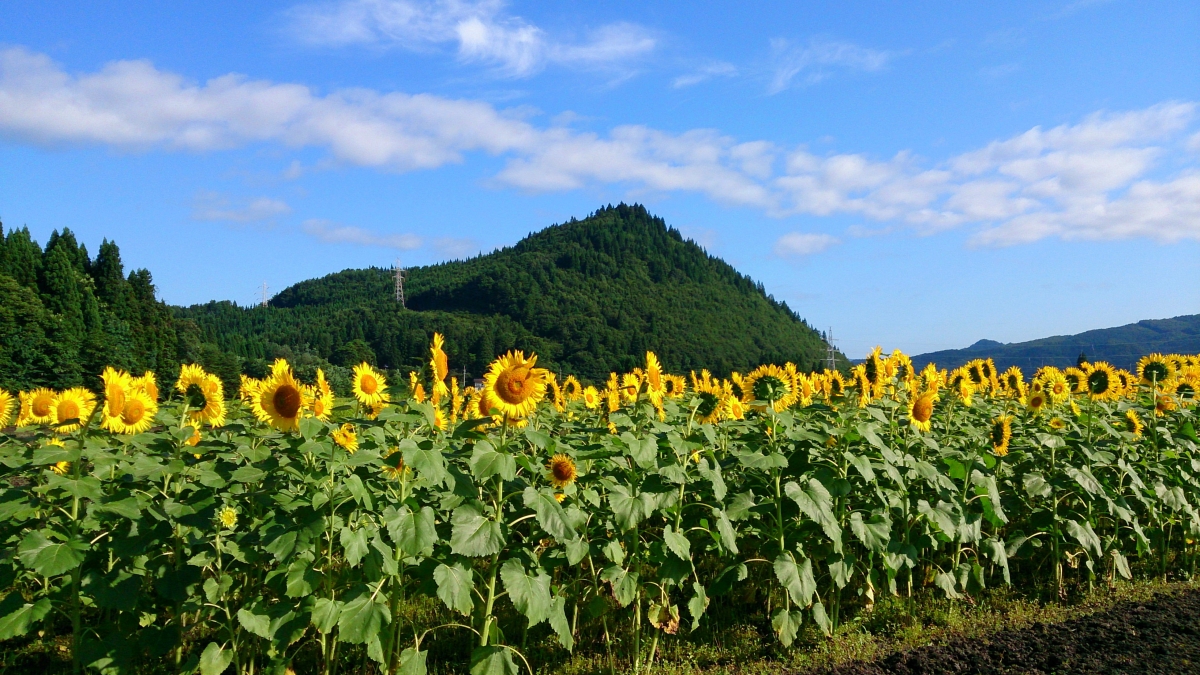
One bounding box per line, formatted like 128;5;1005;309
1063;367;1087;395
824;370;846;399
483;351;549;419
863;347;884;391
562;375;583;401
52;388;97;433
18;388;56;426
1083;362;1120;401
100;367;132;428
185;428;201;447
52;460;72;476
908;389;937;433
890;350;915;383
239;375;262;404
381;449;411;481
0;389;14;428
1048;417;1066;430
1155;383;1178;416
1125;409;1144;437
549;380;565;412
580;385;600;410
353;363;389;407
111;389;158;435
966;359;988;390
217;506;238;531
408;372;426;404
176;364;226;427
605;387;620;414
620;373;641;403
1000;366;1025;400
662;374;686;399
253;362;307;432
725;396;746;420
450;378;464;423
332;423;358;452
308;369;334;421
548;454;577;488
1174;374;1198;407
133;372;159;401
744;364;795;411
645;352;665;404
953;375;974;407
1027;389;1048;415
728;372;745;401
795;372;816;407
1043;371;1071;404
1138;354;1174;385
430;333;449;382
990;415;1013;456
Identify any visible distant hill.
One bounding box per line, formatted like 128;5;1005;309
177;204;842;384
912;315;1200;372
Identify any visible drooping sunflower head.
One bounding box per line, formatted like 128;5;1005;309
795;372;815;407
663;374;686;399
1084;362;1120;401
548;453;577;488
1063;367;1086;395
605;387;620;414
0;389;14;429
133;372;158;401
908;389;938;433
920;363;943;393
101;367;132;420
430;333;450;382
562;375;583;401
620;373;641;403
1125;409;1144;438
52;388;97;433
1154;383;1178;416
863;347;884;387
1173;374;1198;407
332;423;358;453
990;415;1013;456
966;359;986;388
176;364;226;427
953;373;974;407
890;350;914;382
483;351;549;419
19;388;57;426
581;385;600;410
353;363;388;407
253;364;306;432
645;352;664;395
694;390;724;425
1001;366;1025;398
408;371;426;404
549;380;565;412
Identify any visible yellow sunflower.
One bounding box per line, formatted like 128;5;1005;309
908;389;937;433
100;367;132;430
693;386;725;425
1174;374;1198;407
1027;389;1048;415
824;370;846;399
1048;417;1066;430
111;389;158;435
620;373;641;403
132;371;159;401
890;350;915;383
430;333;449;383
252;362;307;432
1124;409;1144;438
1138;353;1174;385
725;396;746;420
919;364;943;393
52;388;97;433
743;364;795;411
1000;366;1025;400
1043;371;1071;404
332;423;358;453
353;363;389;407
1063;367;1087;395
645;352;665;404
562;375;583;401
176;364;226;427
794;371;815;407
662;374;686;399
605;387;620;414
381;450;411;481
582;385;601;410
308;368;334;421
18;388;57;426
990;415;1013;457
482;350;549;419
408;371;426;404
239;375;262;404
953;376;974;407
548;454;577;488
728;372;745;401
863;347;885;391
0;389;14;428
1083;362;1121;401
549;380;565;412
1155;382;1179;416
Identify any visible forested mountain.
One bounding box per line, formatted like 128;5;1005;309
911;314;1200;372
0;205;841;395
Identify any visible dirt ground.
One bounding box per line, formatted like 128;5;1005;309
821;588;1200;675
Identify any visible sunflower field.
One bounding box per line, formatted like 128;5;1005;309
1;336;1198;675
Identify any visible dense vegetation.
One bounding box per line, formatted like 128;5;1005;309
913;314;1200;373
0;345;1197;675
179;204;839;382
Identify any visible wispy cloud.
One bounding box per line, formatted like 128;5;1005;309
301;218;423;249
767;37;895;94
5;47;1199;247
284;0;654;77
433;236;479;257
773;232;839;256
192;191;291;222
672;62;737;89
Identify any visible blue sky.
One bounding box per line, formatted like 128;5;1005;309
1;0;1198;357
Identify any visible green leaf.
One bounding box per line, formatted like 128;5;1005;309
688;581;709;631
434;563;474;616
230;466;265;483
726;491;756;521
1022;472;1052;499
450;504;505;557
696;459;726;501
341;527;371;567
845;452;876;482
98;496;141;519
785;479;841;547
237;607;272;639
384;505;438;558
310;598;342;634
470;441;517;482
470;646;518;675
934;571;960;599
501;559;552;626
200;642;233;675
662;524;691;561
338;593;390;644
621;433;658;469
18;531;83;576
1064;520;1103;558
264;531;297;562
286;557;319;598
565;538;590;565
773;553;816;607
398;648;428;675
608;484;648;531
811;601;832;636
0;593;51;639
771;607;803;646
714;509;738;555
522;487;578;541
548;595;574;651
849;511;891;553
345;473;375;510
402;440;447;486
600;565;639;607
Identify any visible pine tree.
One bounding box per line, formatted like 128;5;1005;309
0;226;43;288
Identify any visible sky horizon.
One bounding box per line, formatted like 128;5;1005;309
2;1;1198;357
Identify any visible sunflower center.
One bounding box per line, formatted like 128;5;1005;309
696;392;719;418
1178;383;1195;399
829;379;843;396
313;398;326;416
912;397;933;423
1007;375;1019;390
551;458;576;484
32;397;51;417
496;367;532;404
274;384;302;419
186;383;208;410
123;399;146;425
753;376;787;403
1030;392;1045;408
360;375;378;395
1087;370;1110;395
107;388;126;417
991;422;1007;447
1144;363;1169;382
968;367;984;385
865;360;878;385
57;400;80;422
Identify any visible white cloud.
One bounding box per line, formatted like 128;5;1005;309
767;38;894;94
4;47;1198;247
672;62;737;89
433;236;479;257
301;218;423;249
192;191;292;222
1188;131;1200;153
774;232;839;256
285;0;654;77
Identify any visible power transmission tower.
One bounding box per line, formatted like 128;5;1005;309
393;259;406;307
825;327;837;372
260;282;269;308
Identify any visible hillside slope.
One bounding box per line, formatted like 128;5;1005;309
180;204;839;381
912;314;1200;372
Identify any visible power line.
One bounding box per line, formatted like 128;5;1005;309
260;281;268;308
825;327;837;372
